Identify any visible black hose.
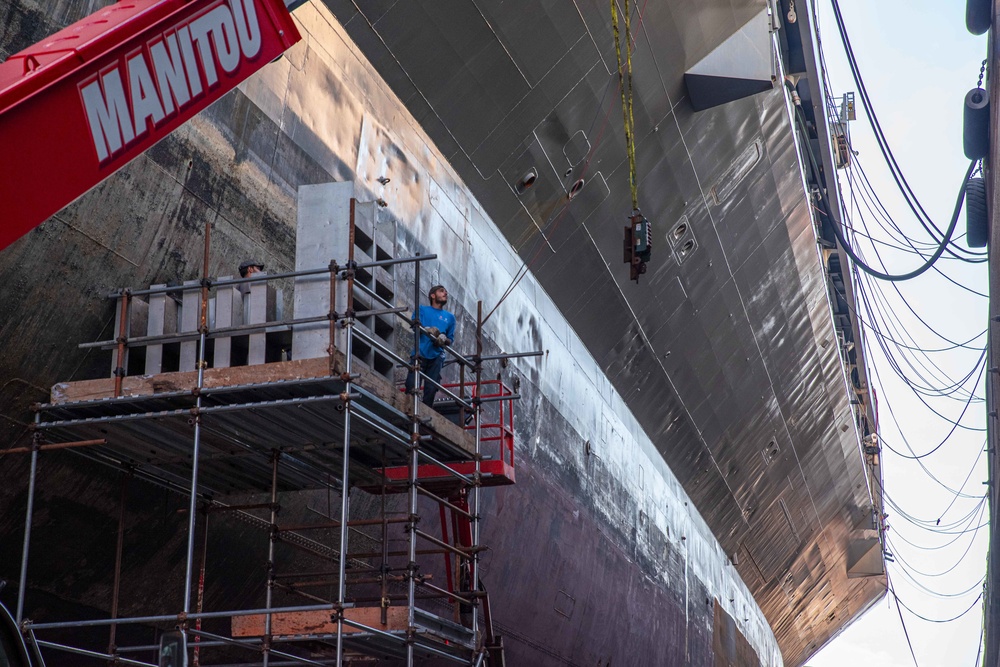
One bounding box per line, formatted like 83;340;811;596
793;103;976;282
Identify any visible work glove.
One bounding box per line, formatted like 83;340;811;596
426;326;441;337
435;333;451;347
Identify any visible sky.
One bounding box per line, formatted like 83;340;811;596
802;1;990;667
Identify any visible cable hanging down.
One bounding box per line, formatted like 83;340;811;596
828;0;987;261
795;99;976;281
819;5;991;638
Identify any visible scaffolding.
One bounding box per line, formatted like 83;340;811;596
7;201;536;666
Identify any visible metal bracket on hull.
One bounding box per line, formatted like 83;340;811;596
685;8;776;111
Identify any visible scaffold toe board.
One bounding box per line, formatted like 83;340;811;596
364;460;516;496
233;606;476;661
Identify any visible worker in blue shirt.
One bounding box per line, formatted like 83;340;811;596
405;284;456;406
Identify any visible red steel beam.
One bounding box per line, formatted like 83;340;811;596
0;0;301;251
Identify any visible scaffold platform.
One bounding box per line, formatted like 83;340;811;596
35;354;492;495
9;208;530;667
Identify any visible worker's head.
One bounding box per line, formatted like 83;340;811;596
239;261;264;278
428;285;448;307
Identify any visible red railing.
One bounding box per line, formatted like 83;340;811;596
442;379;515;470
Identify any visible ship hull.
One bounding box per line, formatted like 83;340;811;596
0;0;883;665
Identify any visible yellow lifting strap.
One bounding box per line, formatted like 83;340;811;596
610;0;638;210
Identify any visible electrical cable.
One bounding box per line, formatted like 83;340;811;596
858;292;987;419
859;287;984;400
842;155;984;279
844;222;987;360
868;354;986;460
890;578;983;624
879;482;987;531
841;133;987;266
827;0;988;261
793;98;976;280
887;570;921;667
856;265;987;355
858;284;986;403
884;503;987;580
829;279;986;353
890;514;986;552
815;5;991;640
929;439;988;522
889;556;986;598
846;254;986;403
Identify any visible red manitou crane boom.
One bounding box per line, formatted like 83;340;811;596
0;0;301;251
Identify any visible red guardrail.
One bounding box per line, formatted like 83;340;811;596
442;379;515;471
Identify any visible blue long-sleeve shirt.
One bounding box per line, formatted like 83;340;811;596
414;305;456;359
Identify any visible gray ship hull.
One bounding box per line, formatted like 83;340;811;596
0;0;883;665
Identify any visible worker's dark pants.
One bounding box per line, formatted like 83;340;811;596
405;354;444;406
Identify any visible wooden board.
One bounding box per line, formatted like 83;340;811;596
232;606;410;637
49;354;474;455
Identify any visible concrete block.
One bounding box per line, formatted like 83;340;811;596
293;182;353;360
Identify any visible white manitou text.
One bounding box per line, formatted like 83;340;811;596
79;0;262;163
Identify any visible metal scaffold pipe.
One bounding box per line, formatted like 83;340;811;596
29;603;338;631
416;373;474;411
183;227;211;617
113;290;130;397
193;508;209;667
414;448;475;485
335;308;353;661
476;350;544;362
263;450;281;667
34;639;156;667
335;197;357;666
187;628;328;666
0;438;107;455
406;255;421;667
472;300;483;646
380;443;390;627
16;416;40;625
108;471;130;657
107;253;439;300
328;253;338;377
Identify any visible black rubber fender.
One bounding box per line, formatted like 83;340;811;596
966;176;988;248
964;88;990;160
968;0;991;35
